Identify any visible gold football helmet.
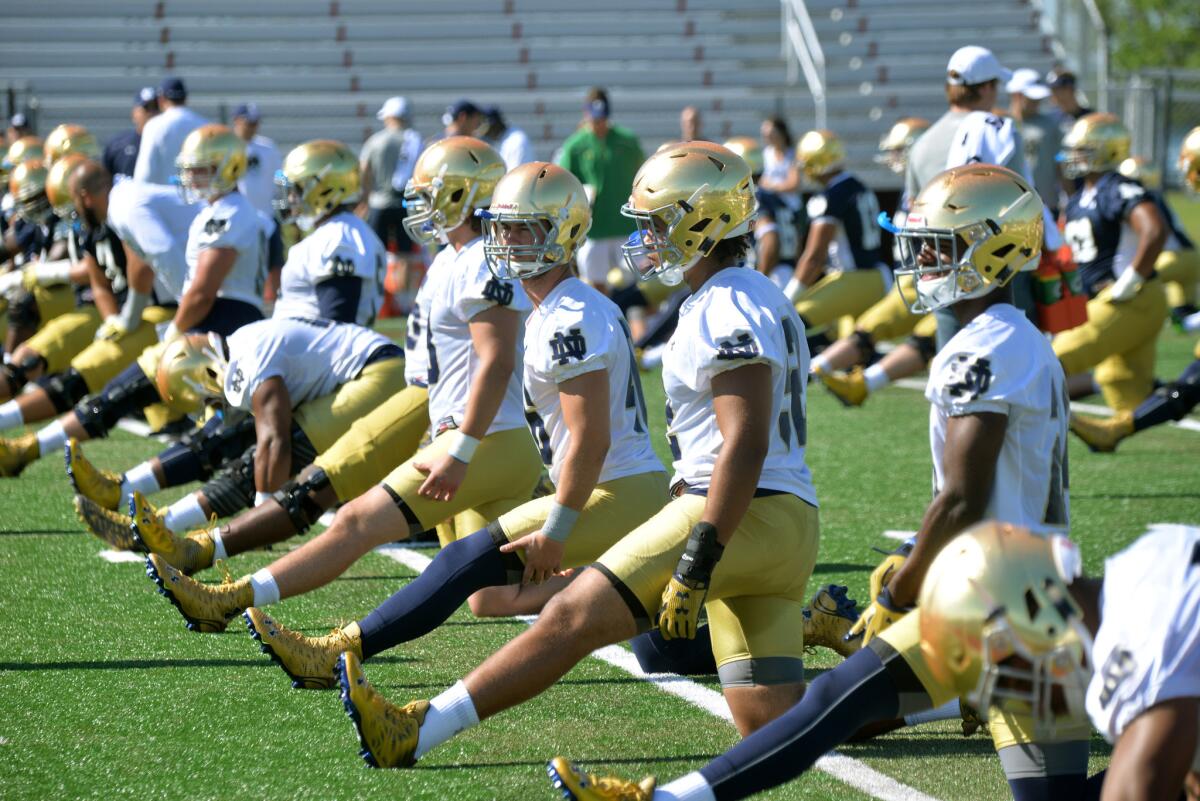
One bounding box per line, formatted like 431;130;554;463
1058;112;1130;179
1116;156;1160;189
45;153;90;219
919;521;1091;738
887;163;1042;313
44;124;100;166
276;139;360;232
722;135;764;177
480;162;592;280
797;129;846;181
176;124;247;204
621;141;756;285
9;160;52;225
155;333;228;415
875;117;930;174
2;135;43;181
402;135;505;244
1179;125;1200;193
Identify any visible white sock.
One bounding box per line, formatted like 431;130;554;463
121;462;161;501
1183;309;1200;333
35;421;67;458
0;399;23;431
210;529;228;561
163;494;208;533
863;363;890;393
904;698;961;726
414;681;480;759
810;353;831;374
657;772;716;801
250;568;280;606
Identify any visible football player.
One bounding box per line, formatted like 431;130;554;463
327;141;820;769
239;162;671;688
725;135;804;286
782;129;889;347
43;124;101;166
144;136;543;632
549;165;1084;801
0;125;267;476
1053;113;1169;415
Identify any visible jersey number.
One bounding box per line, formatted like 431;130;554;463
856;192;882;251
1044;381;1070;526
779;318;808;448
619;319;648;433
1064;217;1098;264
523;386;553;466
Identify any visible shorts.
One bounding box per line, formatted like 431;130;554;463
577;237;626;285
795;269;888;330
72;306;175;392
293;356;407;453
855;274;922;343
595;492;819;688
24;306;101;373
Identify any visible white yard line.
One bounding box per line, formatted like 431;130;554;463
96;549;143;564
376;544;941;801
883;530;916;542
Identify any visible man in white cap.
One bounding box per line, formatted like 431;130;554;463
359;96;422;305
1007;68;1063;215
133;77;208;185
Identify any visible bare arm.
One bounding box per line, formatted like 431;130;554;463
703;362;774;545
792;220;836;287
172;246;236;332
550;369;611;512
887;411;1007;607
250;376;293;493
458;304;520;440
1102;697;1198;801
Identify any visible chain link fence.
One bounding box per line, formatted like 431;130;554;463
1110;69;1200;190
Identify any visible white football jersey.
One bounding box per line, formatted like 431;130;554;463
105;177;199;301
1087;525;1200;758
222;317;393;411
423;237;531;435
272;212;385;326
926;303;1069;533
402;259;438;388
523;277;663;486
184;191;269;312
661;266;817;505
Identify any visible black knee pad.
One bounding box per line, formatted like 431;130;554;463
271;468;331;534
72;370;158;439
179;414;256;477
851;330;879;365
7;289;39;329
36;367;89;413
3;353;43;393
202;445;258;518
906;333;937;365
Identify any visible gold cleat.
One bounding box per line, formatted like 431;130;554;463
65;438;123;509
1069;411;1134;453
547;756;657;801
803;584;862;659
0;432;38;477
145;553;251;633
337;651;427;768
244;607;361;690
130;491;214;575
74;494;141;552
959;700;990;738
818;367;868;408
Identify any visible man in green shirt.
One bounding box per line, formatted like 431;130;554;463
557;87;644;292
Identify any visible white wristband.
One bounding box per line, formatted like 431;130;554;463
33;259;73;286
783;277;807;304
541;501;580;543
447;431;480;464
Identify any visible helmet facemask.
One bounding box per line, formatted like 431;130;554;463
874;146;909;175
402;166;480;245
480;212;563;280
177;162;224;205
1057;145;1100;180
891;219;1000;312
15;191;53;226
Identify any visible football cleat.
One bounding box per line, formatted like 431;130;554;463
65;438;123;509
818;367;868;408
244;607;362;690
130;491;214;574
74;494;142;552
337;651;427;768
547;757;656;801
0;432;38;477
1068;411;1133;453
145;553;251;633
959;700;990;738
803;584;862;659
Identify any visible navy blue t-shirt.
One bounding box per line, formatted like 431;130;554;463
103;129;140;180
805;172;884;270
755;187;806;263
1064;172;1156;297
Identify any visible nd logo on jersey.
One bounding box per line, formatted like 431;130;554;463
482;278;514;306
944;354;992;401
549;328;587;365
204;217;231;236
716;332;760;361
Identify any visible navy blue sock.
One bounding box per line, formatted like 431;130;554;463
357;525;520;659
630;625;717;675
701;647;899;800
1008;775;1089;801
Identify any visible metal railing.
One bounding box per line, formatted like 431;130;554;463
1030;0;1110;112
780;0;826;129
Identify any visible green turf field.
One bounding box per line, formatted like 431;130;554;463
1;316;1199;800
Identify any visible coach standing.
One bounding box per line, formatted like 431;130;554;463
103;88;159;180
133;77;207;185
232;102;283;218
557;87;643;293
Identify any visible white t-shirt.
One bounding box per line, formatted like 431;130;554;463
661;266;817;504
184;191;270;311
925;303;1069;533
423;237;531;435
523;277;663;486
496;127;536;171
273;211;384;326
238;134;284;218
222;316;393;411
133;105;209;186
105;177;199;301
1087;524;1200;764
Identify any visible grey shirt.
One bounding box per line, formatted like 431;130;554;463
360;127;420;209
904;109;1028;202
1016;112;1063;212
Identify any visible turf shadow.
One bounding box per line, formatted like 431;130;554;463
415;753;720;771
0;654;417;671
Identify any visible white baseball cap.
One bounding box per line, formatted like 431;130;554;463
377;96;410;120
1006;68;1051;100
946;46;1012;86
